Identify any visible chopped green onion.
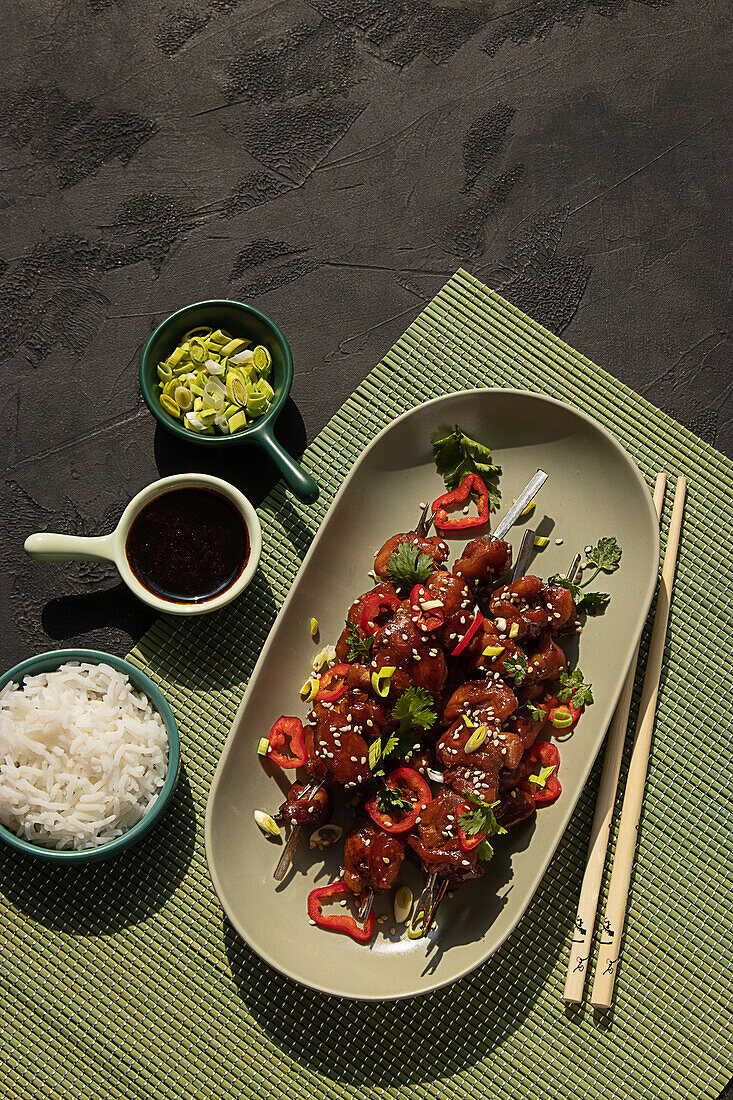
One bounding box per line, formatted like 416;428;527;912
464;725;488;753
368;739;382;770
257;737;269;756
371;666;396;697
508;622;520;639
189;337;207;364
219;338;249;357
463;716;475;728
534;536;549;548
226;372;247;406
229;349;254;366
482;644;505;657
252;345;272;374
527;764;556;787
174;386;193;411
551;709;573;729
300;676;319;701
310;618;319;638
156;330;274;432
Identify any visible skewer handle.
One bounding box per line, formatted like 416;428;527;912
511;529;536;581
274;824;303;882
590;475;686;1009
563;473;666;1003
493;470;548;540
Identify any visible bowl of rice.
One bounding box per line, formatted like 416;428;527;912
0;649;180;862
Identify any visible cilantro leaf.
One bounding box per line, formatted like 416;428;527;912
376;785;412;816
386;542;435;587
585;537;622;575
391;686;436;732
344;620;373;663
576;590;610;616
431;425;502;512
476;838;496;861
556;669;594;707
548;574;583;601
379;687;437;761
548;574;610;617
527;701;546;723
458;793;506;851
503;650;528;685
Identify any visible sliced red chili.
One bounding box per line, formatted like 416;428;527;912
451;609;484;657
307;881;375;944
455;800;485;852
522;740;561;805
267;715;307;769
365;766;432;834
432;473;491;531
409;583;445;632
315;663;351;702
359;591;401;637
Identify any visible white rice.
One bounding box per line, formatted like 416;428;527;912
0;661;169;851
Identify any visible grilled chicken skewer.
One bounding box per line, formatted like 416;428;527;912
415;546;582;936
356;478;549;923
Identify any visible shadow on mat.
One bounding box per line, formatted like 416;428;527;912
42;581;156;644
223;821;582;1086
0;764;197;934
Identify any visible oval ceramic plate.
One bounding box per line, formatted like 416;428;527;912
205;389;659;1000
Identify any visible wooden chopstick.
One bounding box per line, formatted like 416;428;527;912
590;474;687;1009
563;472;667;1003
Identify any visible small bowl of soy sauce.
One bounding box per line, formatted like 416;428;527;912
24;474;262;616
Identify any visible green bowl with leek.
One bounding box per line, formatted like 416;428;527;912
139;300;318;504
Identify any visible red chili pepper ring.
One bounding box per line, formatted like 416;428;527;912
307;881;375;944
267;715;307;769
432;473;491;531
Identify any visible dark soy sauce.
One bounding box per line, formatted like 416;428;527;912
125;488;249;603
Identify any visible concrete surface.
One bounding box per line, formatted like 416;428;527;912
1;0;730;681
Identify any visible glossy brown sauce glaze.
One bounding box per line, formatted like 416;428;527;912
125;488;249;602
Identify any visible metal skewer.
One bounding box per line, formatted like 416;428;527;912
273;779;324;881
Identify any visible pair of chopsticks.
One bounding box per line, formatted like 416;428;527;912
563;472;687;1009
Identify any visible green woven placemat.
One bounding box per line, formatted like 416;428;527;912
2;270;730;1100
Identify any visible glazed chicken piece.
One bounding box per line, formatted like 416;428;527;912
542;582;577;633
370;606;447;698
489;576;577;642
464;617;525;678
437;717;524;803
312;678;389;738
373;531;449;580
453;537;511;585
304;711;372;789
335;582;400;662
503;704;546;751
395;747;433;777
343;820;405;894
441;678;518;726
277;781;332;827
495;784;536;828
408;788;483;884
525;630;568;684
421;570;480;653
489;576;549;641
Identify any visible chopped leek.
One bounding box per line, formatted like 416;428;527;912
371;666;396;698
155;328;274;433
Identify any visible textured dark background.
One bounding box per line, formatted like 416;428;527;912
1;4;731;1097
1;1;730;675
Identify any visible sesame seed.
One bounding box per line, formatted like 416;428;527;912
555;538;564;545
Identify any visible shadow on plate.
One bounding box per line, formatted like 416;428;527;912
222;817;588;1086
0;764;197;934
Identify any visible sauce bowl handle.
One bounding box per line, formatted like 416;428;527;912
24;532;118;563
